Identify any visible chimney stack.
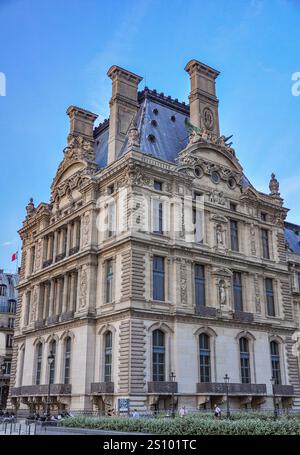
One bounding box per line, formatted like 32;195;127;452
107;65;143;164
185;60;220;137
67;106;98;141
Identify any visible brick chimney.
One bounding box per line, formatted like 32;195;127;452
66;106;98;141
107;65;143;164
185;59;220;137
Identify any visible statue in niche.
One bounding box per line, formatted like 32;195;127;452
219;280;226;305
216;224;224;248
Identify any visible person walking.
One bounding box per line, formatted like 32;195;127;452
179;406;187;417
132;409;140;418
214;404;221;419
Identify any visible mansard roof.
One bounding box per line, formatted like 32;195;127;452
285;221;300;254
94;87;190;167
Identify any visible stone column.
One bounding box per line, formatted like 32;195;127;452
49;280;55;317
37;284;44;320
69;272;76;312
42;283;49;320
47;236;52;261
62;274;68;313
76;219;81;248
66;223;71;256
53;230;58;260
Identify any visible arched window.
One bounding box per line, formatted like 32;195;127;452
104;332;112;382
49;340;56;385
270;341;281;384
64;337;72;385
35;343;43;385
152;329;165;382
199;333;210;382
239;337;251;383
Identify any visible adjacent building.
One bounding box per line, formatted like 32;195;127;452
0;270;18;409
9;60;300;414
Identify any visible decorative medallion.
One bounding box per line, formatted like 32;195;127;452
203;107;214;130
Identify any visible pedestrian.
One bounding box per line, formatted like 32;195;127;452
179;406;187;417
214;404;221;419
132;409;140;418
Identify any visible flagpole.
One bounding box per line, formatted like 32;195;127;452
16;247;19;274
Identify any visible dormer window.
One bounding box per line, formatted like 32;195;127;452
154;180;163;191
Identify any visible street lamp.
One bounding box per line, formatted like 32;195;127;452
46;351;55;418
170;371;176;418
271;377;278;419
224;373;230;418
0;361;6;409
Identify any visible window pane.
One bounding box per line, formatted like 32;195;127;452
153;256;165;301
261;229;270;259
153;330;165;381
239;338;250;384
266;278;275;316
199;334;210;382
104;332;112;382
230;220;239;251
233;272;243;312
64;337;71;385
270;342;281;384
195;264;205;307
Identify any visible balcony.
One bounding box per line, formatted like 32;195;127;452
91;382;114;394
11;384;72;396
69;245;80;256
195;306;217;318
60;311;74;322
273;384;294;396
196;382;267;395
34;320;45;330
148;381;178;394
47;315;59;325
55;252;66;263
43;259;53;268
233;311;254;323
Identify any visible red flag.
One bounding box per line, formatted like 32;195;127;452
11;252;18;262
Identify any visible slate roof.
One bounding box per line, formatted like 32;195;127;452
94;88;189;167
93;88;299;255
285;221;300;254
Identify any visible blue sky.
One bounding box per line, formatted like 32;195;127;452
0;0;300;272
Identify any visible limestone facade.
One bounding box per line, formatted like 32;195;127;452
9;60;300;413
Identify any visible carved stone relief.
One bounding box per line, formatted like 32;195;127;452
79;268;88;309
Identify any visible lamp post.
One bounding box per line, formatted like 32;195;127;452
46;351;55;418
0;361;6;409
224;373;230;418
170;371;176;418
271;377;278;419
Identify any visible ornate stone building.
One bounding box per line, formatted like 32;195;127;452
0;270;18;409
9;60;300;413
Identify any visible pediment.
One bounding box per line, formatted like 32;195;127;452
211;267;232;277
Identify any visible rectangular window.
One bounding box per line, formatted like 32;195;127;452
261;212;267;221
233;272;243;312
266;278;275;316
193;191;202;201
25;291;31;326
3;361;11;375
107;202;115;238
230;202;237;212
8;318;15;329
8;300;16;313
107;184;114;195
270;342;281;385
105;260;113;303
195;264;205;307
6;334;13;348
261;229;270;259
192;208;203;243
153;256;165;301
230;220;239;251
153;199;163;234
154;180;163;191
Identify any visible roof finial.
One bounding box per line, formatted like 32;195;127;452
26;197;35;218
269;173;280;197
